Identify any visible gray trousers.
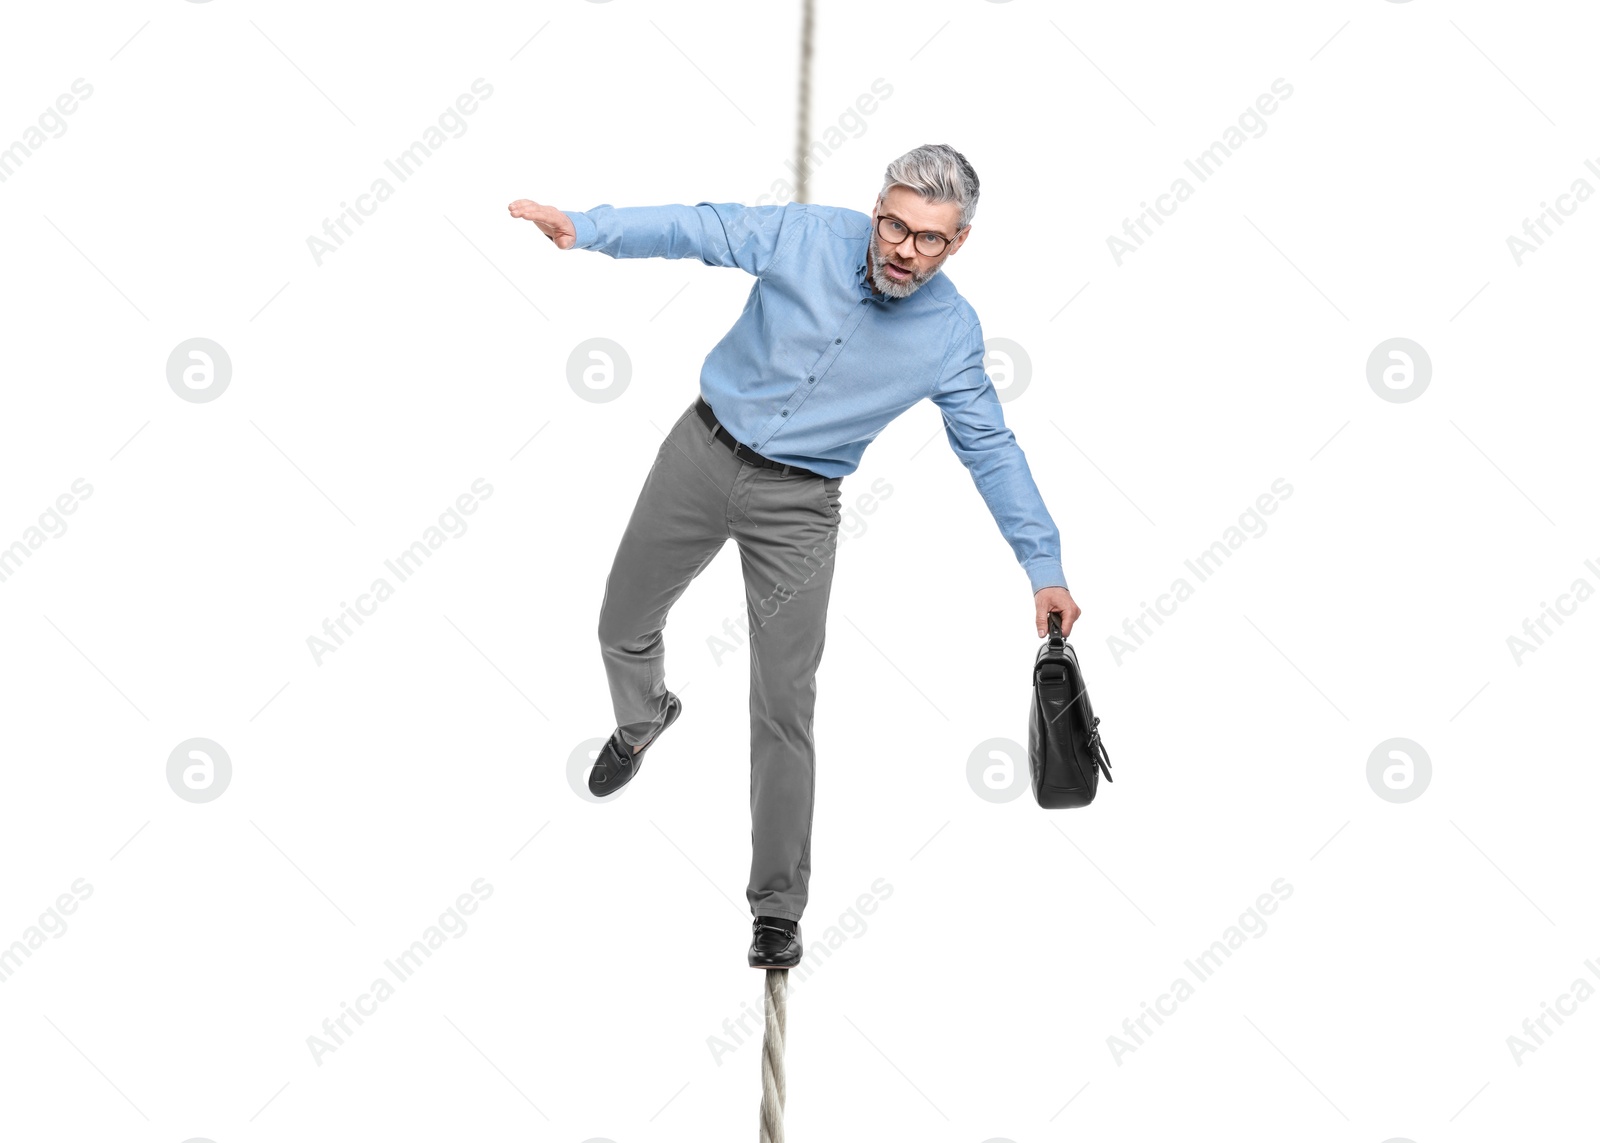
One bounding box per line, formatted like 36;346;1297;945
597;396;843;922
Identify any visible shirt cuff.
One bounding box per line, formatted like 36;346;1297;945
1025;559;1068;596
566;209;597;249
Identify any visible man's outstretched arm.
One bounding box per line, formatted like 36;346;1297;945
507;198;797;276
930;317;1080;638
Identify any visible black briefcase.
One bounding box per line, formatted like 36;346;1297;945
1029;612;1113;809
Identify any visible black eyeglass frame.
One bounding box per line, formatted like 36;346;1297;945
874;210;963;258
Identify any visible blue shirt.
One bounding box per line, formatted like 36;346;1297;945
564;201;1067;594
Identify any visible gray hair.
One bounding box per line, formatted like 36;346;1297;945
878;144;980;232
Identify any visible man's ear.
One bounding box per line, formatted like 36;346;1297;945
948;224;971;257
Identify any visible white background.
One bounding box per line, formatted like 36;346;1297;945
2;1;1596;1140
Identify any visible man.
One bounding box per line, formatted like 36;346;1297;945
510;143;1079;969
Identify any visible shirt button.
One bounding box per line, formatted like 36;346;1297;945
807;375;815;382
781;410;788;416
835;338;842;344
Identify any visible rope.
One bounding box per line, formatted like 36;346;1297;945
758;968;788;1142
793;0;814;204
759;9;810;1136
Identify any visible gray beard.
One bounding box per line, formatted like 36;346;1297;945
868;242;935;298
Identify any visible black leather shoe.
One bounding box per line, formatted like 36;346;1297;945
588;693;682;798
748;917;802;969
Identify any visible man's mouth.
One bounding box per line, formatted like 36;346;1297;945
884;261;911;281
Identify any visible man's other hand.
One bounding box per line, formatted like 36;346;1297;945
508;199;577;249
1035;587;1080;638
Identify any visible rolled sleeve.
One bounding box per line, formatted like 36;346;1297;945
930;318;1067;595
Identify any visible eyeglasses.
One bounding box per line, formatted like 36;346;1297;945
876;212;956;257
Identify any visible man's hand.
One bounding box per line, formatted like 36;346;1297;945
1035;587;1080;638
508;199;577;249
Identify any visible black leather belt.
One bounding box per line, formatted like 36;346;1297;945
694;395;826;480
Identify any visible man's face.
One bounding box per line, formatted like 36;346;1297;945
866;185;970;298
870;183;966;297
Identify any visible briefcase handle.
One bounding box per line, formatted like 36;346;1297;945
1046;610;1064;649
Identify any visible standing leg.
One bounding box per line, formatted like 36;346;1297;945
597;402;736;746
731;468;843;922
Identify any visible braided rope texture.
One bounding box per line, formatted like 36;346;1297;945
759;968;788;1143
793;0;814;205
